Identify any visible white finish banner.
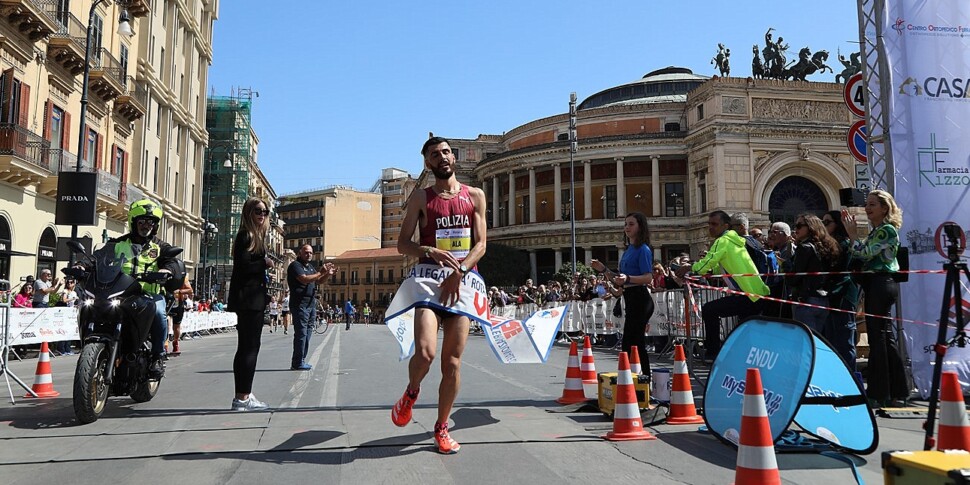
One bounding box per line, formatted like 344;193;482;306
482;307;566;364
883;0;970;397
384;264;490;361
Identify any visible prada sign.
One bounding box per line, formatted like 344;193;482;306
55;171;98;226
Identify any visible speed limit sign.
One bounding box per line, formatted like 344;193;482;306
844;72;865;118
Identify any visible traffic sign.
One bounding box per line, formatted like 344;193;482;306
855;164;870;182
847;120;867;164
844;72;865;118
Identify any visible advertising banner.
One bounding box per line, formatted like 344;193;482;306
882;0;970;397
703;318;877;454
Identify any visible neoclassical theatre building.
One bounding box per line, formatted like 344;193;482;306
442;67;856;282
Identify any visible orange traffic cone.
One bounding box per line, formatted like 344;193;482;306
557;341;587;404
630;346;643;375
603;352;657;441
938;371;970;451
667;344;704;425
734;368;780;485
581;336;598;398
24;342;59;398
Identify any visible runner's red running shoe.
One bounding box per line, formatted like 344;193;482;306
434;422;460;454
391;388;418;427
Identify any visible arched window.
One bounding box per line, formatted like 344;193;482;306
768;176;828;226
37;228;58;275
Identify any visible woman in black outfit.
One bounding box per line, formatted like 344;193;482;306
228;198;273;411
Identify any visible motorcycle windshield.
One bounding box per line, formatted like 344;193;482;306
92;245;128;287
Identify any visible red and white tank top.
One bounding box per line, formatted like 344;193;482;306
420;185;475;264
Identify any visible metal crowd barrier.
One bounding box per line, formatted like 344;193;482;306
487;287;748;363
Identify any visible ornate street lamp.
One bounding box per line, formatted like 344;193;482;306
199;221;218;299
568;92;578;272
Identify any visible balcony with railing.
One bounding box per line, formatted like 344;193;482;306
89;48;126;102
282;215;323;226
126;0;150;17
114;76;146;122
46;9;85;75
97;169;121;201
0;123;53;188
286;228;323;239
1;0;60;42
96;168;127;222
37;148;81;196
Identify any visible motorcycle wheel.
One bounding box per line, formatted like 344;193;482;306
74;342;110;424
130;375;160;402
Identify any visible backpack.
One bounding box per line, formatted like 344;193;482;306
743;236;776;281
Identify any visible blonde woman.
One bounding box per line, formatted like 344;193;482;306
842;189;907;407
227;198;274;411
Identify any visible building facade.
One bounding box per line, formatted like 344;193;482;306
440;67;855;283
326;247;408;314
277;186;382;265
373;167;417;249
199;90;256;300
0;0;215;285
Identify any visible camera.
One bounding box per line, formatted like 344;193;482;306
943;222;963;242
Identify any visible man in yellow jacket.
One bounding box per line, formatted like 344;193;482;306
676;210;769;362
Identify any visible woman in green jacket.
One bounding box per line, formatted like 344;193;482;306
842;190;908;407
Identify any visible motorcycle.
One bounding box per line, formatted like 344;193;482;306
63;240;184;424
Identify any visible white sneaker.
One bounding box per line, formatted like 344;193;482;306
231;394;269;411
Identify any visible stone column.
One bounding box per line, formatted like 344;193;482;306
651;155;661;217
553;163;562;221
528;167;536;223
529;250;537;282
554;248;562;270
492;175;500;227
583;160;592;219
615;157;625;217
584;248;593;266
508;171;515;226
618;246;625;263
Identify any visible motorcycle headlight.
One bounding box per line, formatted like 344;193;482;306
110;299;121;307
83;298;95;307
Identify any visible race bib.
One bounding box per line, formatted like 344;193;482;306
435;227;471;259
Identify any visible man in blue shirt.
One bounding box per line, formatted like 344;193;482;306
343;299;356;331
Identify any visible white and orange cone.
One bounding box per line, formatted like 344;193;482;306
630;346;643;375
734;368;780;485
24;341;59;398
603;352;657;441
667;344;704;425
938;371;970;451
557;341;587;404
581;335;598;398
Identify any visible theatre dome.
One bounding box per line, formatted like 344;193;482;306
578;66;709;110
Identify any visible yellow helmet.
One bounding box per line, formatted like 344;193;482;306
128;199;162;236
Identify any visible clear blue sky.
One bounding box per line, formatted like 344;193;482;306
208;1;860;196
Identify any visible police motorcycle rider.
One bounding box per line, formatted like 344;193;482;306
110;199;182;379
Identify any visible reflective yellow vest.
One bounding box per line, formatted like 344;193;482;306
113;238;162;295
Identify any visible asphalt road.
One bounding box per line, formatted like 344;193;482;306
0;324;931;484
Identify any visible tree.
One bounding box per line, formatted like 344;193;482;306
476;243;529;286
552;261;596;286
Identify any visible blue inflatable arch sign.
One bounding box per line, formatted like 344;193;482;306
703;317;878;455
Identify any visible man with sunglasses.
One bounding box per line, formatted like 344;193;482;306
108;199;184;379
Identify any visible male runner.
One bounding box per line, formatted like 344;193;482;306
390;136;487;454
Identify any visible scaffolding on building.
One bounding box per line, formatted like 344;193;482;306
201;88;255;299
